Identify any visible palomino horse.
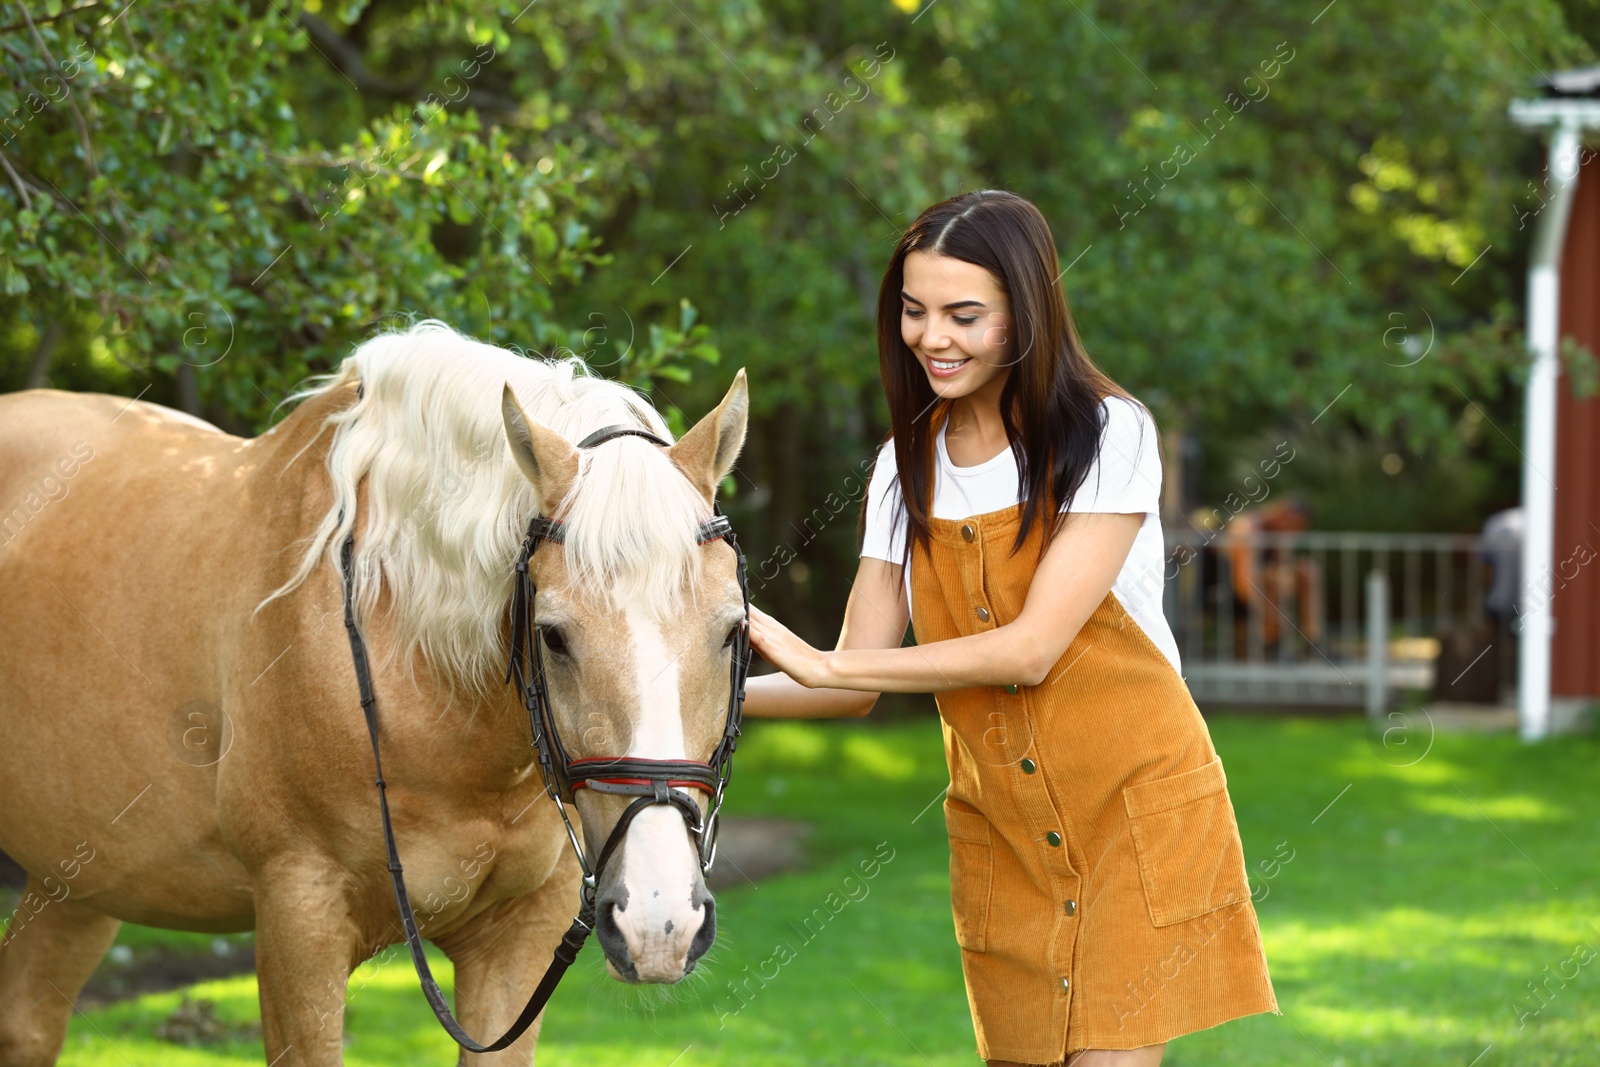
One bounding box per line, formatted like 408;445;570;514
0;321;751;1065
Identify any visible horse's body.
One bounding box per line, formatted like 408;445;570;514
0;324;749;1065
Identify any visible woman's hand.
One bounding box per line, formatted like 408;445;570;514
737;562;906;717
746;604;830;688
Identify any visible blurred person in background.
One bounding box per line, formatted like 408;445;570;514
1221;493;1322;655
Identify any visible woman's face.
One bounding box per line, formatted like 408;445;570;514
899;251;1014;405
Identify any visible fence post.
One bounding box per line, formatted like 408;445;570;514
1366;569;1388;724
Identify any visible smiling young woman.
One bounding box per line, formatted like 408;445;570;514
741;190;1278;1066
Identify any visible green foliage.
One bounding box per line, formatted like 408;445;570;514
769;2;1594;539
3;0;1596;624
810;0;1593;459
0;0;745;426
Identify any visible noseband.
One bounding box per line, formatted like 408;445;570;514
340;421;752;1053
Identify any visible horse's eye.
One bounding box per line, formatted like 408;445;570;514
540;626;569;656
722;623;741;650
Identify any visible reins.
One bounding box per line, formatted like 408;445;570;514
339;421;752;1053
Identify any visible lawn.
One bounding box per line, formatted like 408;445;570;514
44;712;1600;1066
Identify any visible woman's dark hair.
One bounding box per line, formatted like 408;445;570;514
861;189;1140;572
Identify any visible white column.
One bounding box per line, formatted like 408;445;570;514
1518;123;1581;741
1366;569;1388;725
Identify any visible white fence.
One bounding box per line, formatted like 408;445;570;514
1162;529;1512;713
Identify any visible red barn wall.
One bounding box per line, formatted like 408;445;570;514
1553;152;1600;699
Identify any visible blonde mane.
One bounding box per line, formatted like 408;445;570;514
261;320;713;700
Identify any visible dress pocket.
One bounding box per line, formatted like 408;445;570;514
1122;757;1252;927
943;797;993;953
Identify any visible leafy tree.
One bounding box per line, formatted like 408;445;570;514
4;0;1597;638
774;0;1596;536
0;0;729;428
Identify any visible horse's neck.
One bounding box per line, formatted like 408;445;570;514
246;380;359;491
361;604;531;776
245;381;531;778
252;377;521;716
230;382;353;592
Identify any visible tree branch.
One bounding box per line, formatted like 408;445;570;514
0;147;34;210
14;0;99;179
298;12;415;97
0;0;106;36
25;320;63;388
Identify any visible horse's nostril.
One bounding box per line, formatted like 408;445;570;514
687;897;716;966
595;899;637;980
597;900;621;941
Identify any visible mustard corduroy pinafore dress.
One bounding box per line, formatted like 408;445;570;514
910;504;1279;1063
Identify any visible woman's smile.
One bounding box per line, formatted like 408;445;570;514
927;354;973;377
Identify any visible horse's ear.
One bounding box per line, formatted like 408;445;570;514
502;384;580;515
668;368;748;505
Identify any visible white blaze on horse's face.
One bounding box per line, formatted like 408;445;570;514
501;368;748;985
604;599;728;980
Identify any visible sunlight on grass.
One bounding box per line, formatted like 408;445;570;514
841;731;918;780
1333;750;1469;785
1286;1001;1488;1047
1411;792;1568;822
53;716;1600;1066
743;719;830;768
1266;909;1600;966
62;975;263;1067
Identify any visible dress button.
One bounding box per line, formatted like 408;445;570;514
1064;899;1077;916
1020;758;1036;774
960;523;975;541
1046;831;1062;847
1061;977;1071;994
976;606;990;622
1004;683;1019;694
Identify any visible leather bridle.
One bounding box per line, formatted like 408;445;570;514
339;421;752;1053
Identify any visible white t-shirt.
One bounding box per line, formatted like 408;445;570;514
859;395;1181;675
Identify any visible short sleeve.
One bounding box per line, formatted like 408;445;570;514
860;440;907;562
1066;397;1162;515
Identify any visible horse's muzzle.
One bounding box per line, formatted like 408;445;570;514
595;879;716;983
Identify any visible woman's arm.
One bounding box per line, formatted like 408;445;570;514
742;555;911;718
747;511;1144;694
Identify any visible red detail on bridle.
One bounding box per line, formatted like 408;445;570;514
566;756;718;793
569;778;714;793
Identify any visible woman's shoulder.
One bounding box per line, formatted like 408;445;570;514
1098;393;1158;436
1095;394;1161;465
861;437;906;559
871;436;897;478
866;437;901;508
1063;394;1162;514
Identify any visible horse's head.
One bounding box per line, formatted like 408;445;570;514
500;369;749;984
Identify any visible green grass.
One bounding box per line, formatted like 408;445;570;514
43;714;1600;1066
